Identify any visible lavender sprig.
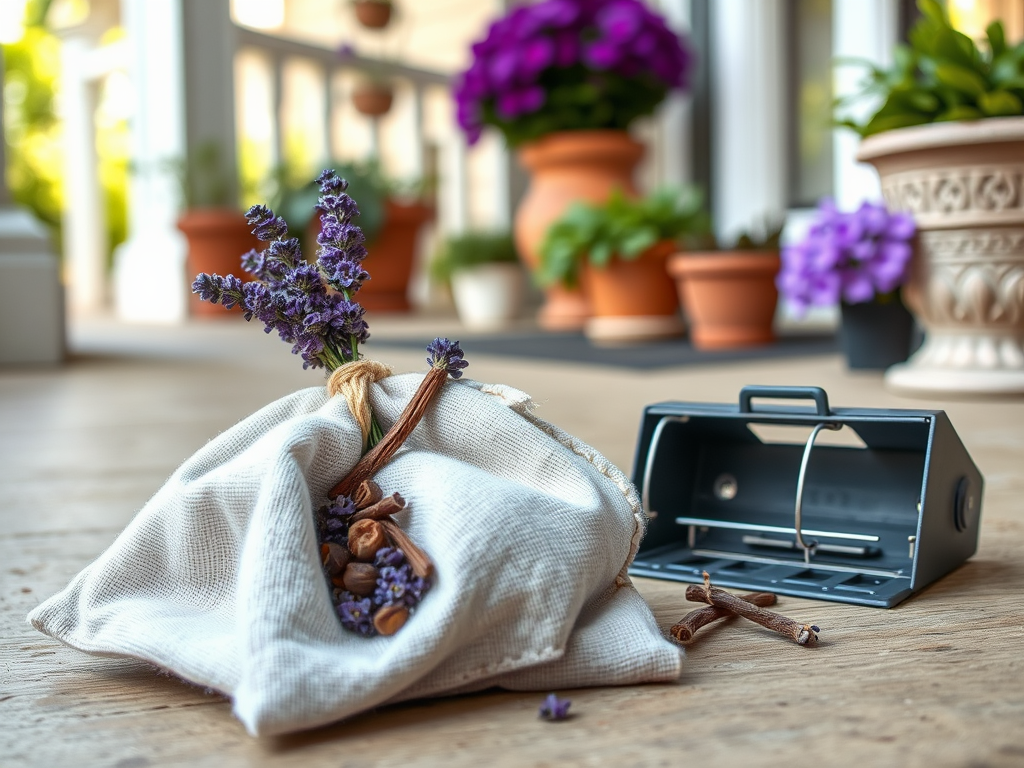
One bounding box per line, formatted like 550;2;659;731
190;169;371;372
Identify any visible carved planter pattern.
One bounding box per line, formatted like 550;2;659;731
858;118;1024;394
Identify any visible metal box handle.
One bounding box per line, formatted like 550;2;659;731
739;386;831;416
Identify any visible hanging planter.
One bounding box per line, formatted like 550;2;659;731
352;0;393;29
352;80;394;117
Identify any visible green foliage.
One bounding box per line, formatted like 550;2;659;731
430;231;519;283
167;141;234;210
836;0;1024;136
538;187;708;287
3;21;63;252
732;217;785;250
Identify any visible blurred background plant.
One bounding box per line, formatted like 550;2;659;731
2;0;128;265
835;0;1024;136
430;230;518;284
539;186;707;288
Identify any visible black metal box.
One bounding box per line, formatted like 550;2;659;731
629;386;983;607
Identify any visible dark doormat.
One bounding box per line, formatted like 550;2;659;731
371;331;838;370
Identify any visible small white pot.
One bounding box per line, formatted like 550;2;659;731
450;263;525;330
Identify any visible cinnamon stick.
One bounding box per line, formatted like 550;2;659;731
670;591;776;642
687;573;820;645
379;519;434;579
330;366;449;499
351;492;406;522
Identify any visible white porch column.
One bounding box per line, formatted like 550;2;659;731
114;0;239;323
113;0;188;323
648;0;693;190
58;35;108;313
709;0;787;244
832;0;899;210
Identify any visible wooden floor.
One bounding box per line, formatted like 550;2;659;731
2;314;1023;767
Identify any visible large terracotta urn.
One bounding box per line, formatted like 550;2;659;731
858;118;1024;395
514;130;644;331
177;208;259;318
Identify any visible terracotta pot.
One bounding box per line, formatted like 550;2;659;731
668;251;780;349
514;130;644;331
352;83;393;117
177;209;259;318
353;0;392;28
309;199;432;312
857;117;1024;395
582;241;682;342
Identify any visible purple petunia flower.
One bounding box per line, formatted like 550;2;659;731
426;338;469;378
539;693;572;720
777;199;916;316
453;0;692;145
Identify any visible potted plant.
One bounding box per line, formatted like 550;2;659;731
840;0;1024;393
351;75;394;117
275;161;432;312
431;231;525;330
352;0;393;29
540;187;705;342
777;200;917;369
667;219;784;350
173;142;258;318
454;0;693;330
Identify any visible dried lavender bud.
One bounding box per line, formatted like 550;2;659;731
321;541;350;576
348;519;388;561
318;495;357;543
539;693;572;721
374;547;405;568
342;562;379;597
245;204;289;242
374;564;412;606
373;604;410;636
338;597;375;636
425;337;469;379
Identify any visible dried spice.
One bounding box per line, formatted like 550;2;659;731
670;591;777;643
685;572;820;646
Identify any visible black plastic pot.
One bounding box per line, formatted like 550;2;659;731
840;299;915;370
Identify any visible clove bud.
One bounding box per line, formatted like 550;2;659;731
348;519;388;561
342;562;379;597
373;604;410;636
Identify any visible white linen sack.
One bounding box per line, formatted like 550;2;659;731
28;373;683;736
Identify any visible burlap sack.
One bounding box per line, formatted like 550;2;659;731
28;374;682;736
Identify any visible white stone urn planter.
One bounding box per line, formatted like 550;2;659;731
450;263;525;331
858;117;1024;395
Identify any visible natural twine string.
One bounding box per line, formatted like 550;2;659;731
326;360;393;447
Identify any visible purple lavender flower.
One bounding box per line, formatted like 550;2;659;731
374;547;406;568
338;597;375;636
426;338;469;379
539;693;572;721
318;495;357;542
374;564;412;606
777;199;916;316
245;204;289;242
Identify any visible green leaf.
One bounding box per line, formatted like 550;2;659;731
862;112;931;136
987;21;1007;59
935;63;987;96
620;228;658;259
935;105;984;122
917;0;947;26
978;90;1023;116
589;240;613;268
